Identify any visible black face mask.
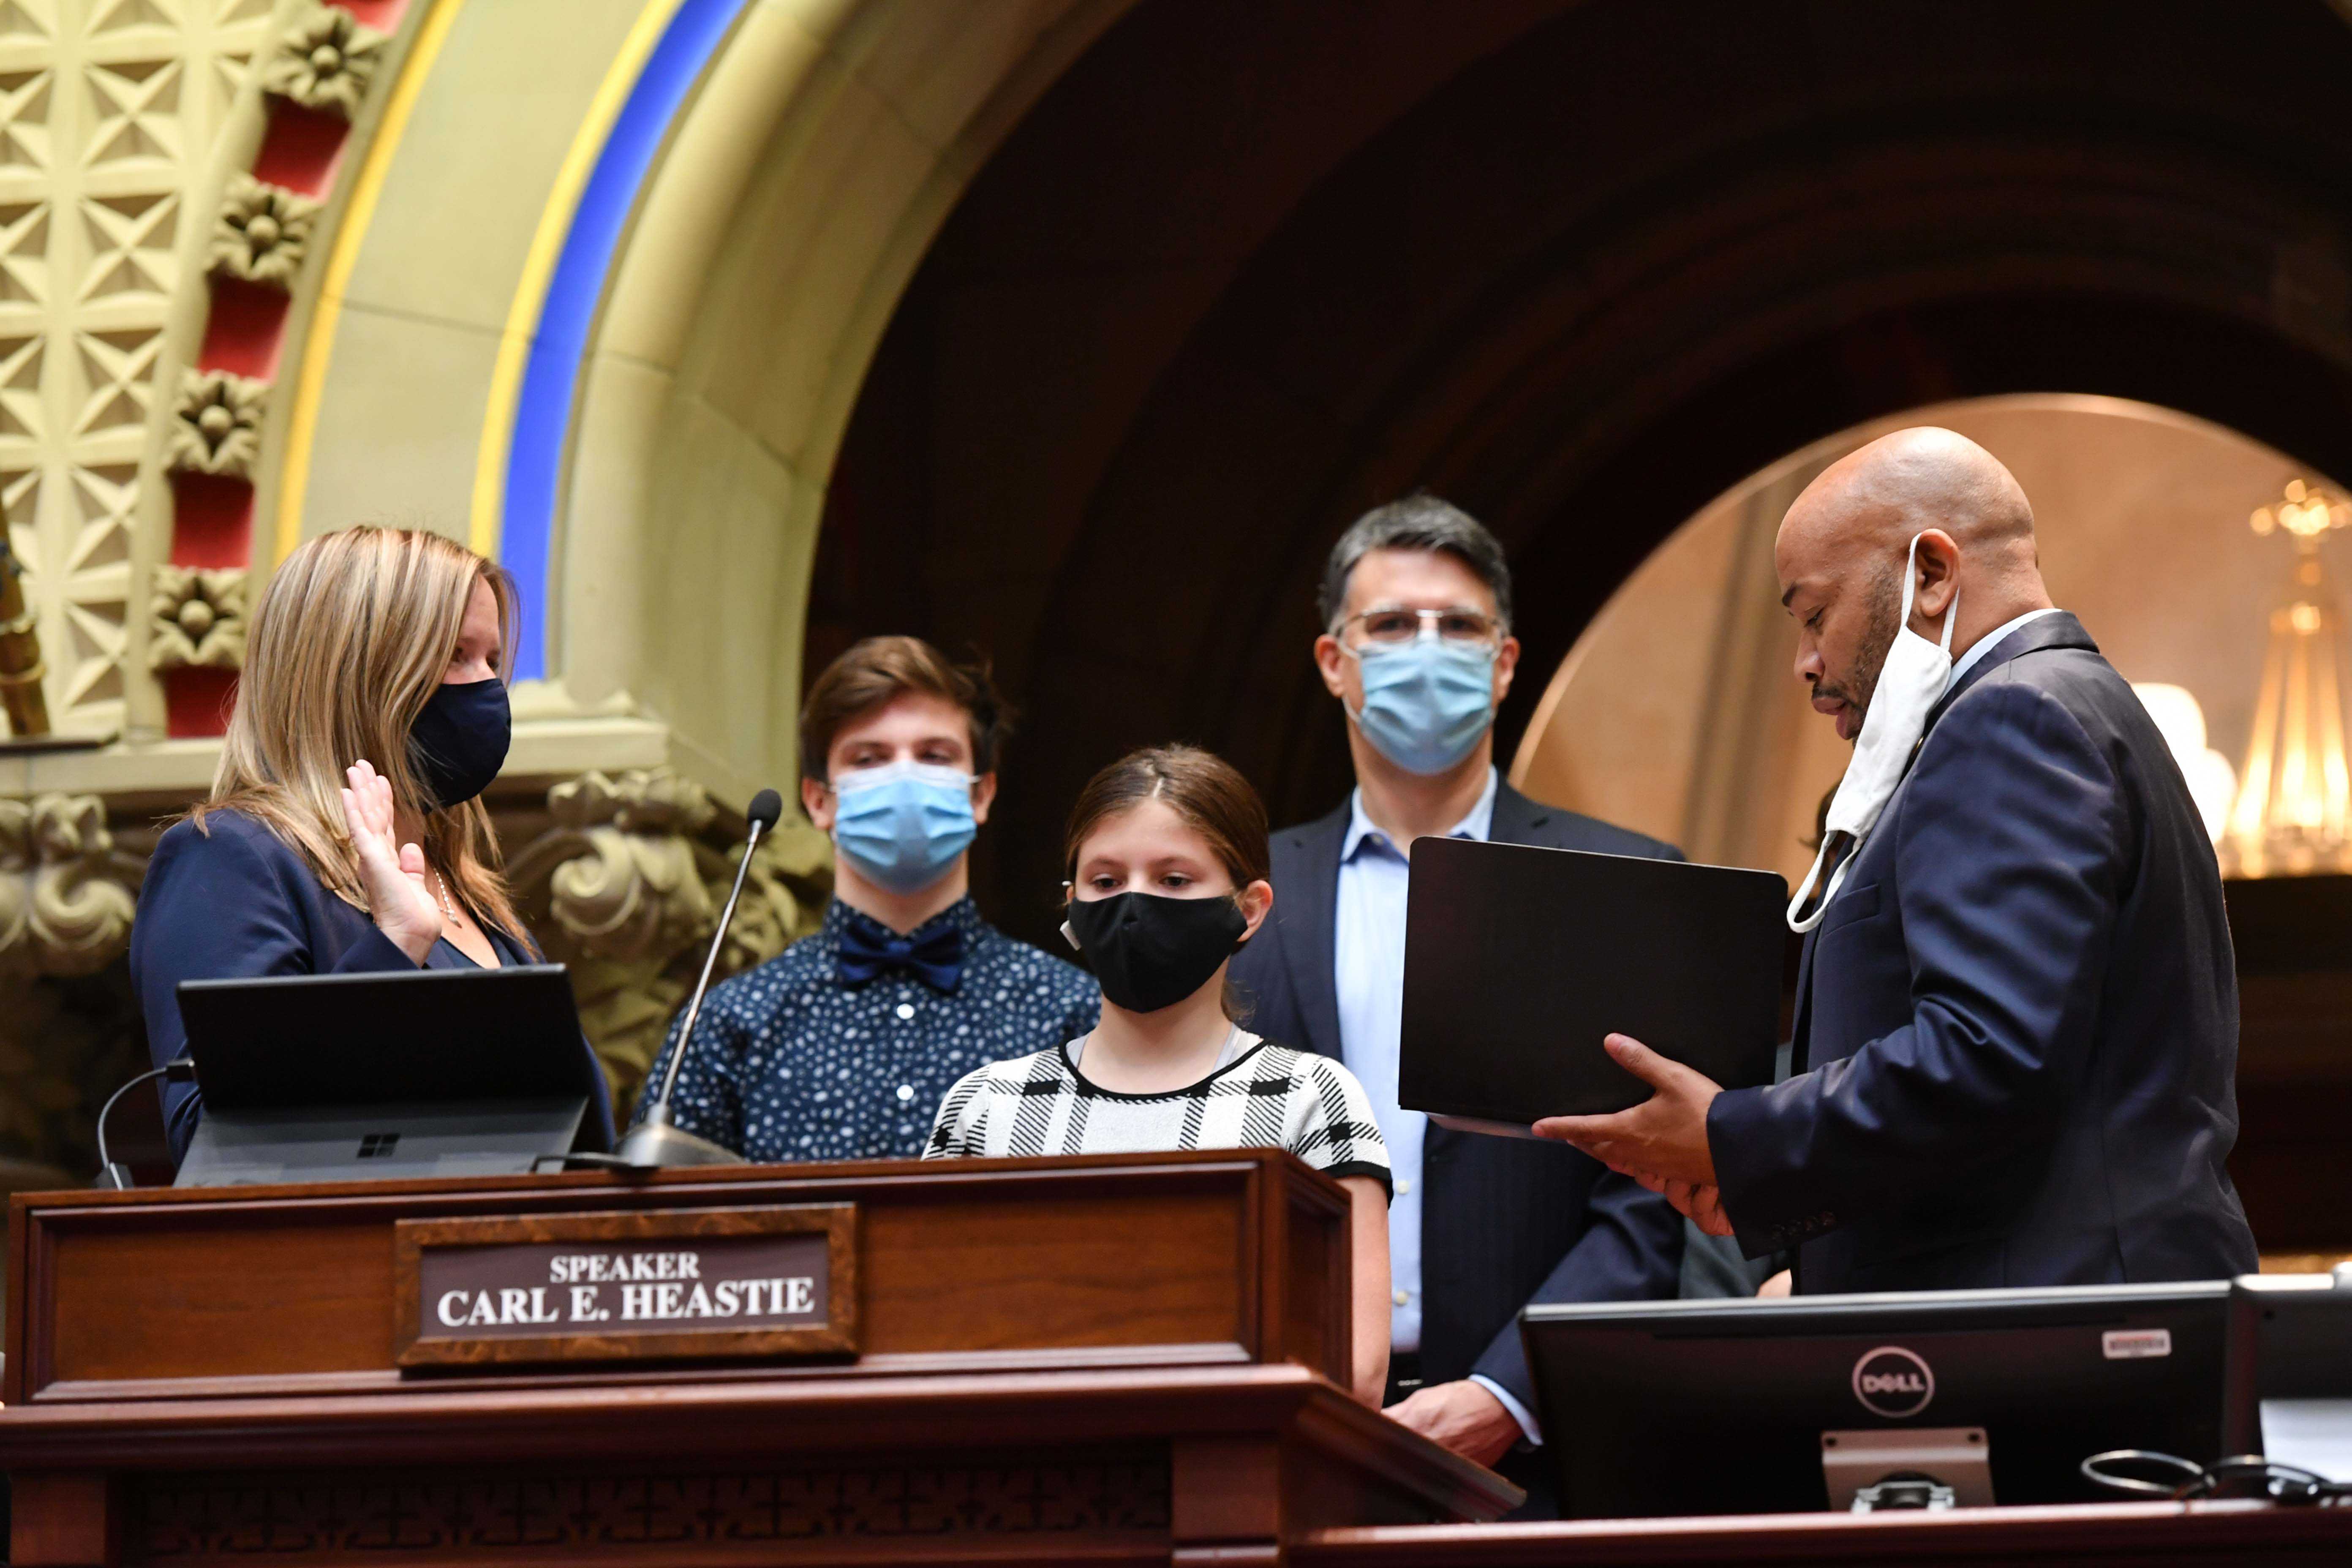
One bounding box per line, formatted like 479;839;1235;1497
408;678;511;808
1062;891;1249;1013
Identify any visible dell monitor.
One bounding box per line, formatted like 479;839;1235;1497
1522;1282;2230;1517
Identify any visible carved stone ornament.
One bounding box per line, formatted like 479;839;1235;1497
208;173;321;291
535;768;719;960
506;769;833;1115
166;368;267;481
261;3;388;119
0;794;144;979
147;565;248;672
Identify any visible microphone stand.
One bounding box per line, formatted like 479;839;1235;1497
606;788;782;1170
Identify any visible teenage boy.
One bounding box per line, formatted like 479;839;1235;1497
642;636;1099;1161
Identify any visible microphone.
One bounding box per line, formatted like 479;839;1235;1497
610;788;783;1168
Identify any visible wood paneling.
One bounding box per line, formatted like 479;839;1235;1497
0;1153;1524;1565
46;1215;397;1383
11;1153;1303;1402
6;1473;118;1568
1298;1500;2352;1565
860;1187;1245;1355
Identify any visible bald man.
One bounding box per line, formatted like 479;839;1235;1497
1538;427;2258;1294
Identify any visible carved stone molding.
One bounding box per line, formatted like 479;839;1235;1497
142;1456;1172;1556
0;5;274;735
506;769;832;1112
0;795;152;1181
148;566;249;672
533;768;719;961
166;368;269;482
0;770;833;1180
209;173;322;291
0;794;145;979
261;3;389;120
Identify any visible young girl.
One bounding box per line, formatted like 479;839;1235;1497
925;745;1391;1404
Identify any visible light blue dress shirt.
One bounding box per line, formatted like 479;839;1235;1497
1334;766;1542;1444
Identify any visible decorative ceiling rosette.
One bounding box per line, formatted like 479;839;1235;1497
209;173;322;292
146;565;248;672
261;3;389;120
165;368;269;482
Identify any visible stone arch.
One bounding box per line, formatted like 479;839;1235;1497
814;0;2352;944
253;0;1131;802
234;0;2352;946
550;0;1133;803
28;0;1146;1127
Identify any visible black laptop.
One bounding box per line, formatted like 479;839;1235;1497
1399;838;1786;1134
173;965;609;1186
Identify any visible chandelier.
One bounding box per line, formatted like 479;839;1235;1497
2223;479;2352;877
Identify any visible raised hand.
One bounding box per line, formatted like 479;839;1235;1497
341;758;441;964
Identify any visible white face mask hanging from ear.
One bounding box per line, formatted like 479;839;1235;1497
1787;533;1958;932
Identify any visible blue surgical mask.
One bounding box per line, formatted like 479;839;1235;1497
1342;635;1497;775
829;760;978;894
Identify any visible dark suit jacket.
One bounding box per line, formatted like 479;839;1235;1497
1709;613;2258;1293
1228;781;1687;1414
132;809;617;1160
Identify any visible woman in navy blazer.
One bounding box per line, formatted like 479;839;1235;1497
131;527;613;1159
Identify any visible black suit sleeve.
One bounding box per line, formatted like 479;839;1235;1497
1468;1165;1685;1413
1708;679;2125;1255
133;822;417;1157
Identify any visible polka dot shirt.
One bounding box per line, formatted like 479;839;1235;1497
642;895;1101;1163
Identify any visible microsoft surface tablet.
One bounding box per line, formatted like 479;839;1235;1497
174;965;609;1183
177;964;603;1114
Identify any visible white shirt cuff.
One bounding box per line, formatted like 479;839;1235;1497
1470;1373;1543;1447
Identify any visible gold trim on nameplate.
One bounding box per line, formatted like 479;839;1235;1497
393;1204;858;1368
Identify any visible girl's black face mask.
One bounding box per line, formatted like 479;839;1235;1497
1062;890;1249;1013
409;677;511;808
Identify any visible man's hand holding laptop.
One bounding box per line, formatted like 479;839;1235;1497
1534;1034;1735;1238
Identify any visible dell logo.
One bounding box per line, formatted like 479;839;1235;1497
1851;1345;1936;1418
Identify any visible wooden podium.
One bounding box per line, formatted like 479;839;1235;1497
0;1149;1519;1566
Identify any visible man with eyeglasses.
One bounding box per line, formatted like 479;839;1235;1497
1228;493;1684;1516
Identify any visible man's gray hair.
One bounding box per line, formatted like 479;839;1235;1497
1317;492;1513;631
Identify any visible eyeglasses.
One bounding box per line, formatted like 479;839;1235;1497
1336;605;1507;648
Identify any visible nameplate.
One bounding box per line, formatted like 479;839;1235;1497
393;1204;857;1368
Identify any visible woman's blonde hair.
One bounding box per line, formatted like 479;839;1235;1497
193;526;526;941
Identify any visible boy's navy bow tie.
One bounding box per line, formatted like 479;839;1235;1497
836;916;966;991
